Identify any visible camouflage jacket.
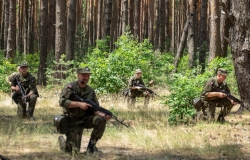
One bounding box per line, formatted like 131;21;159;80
11;72;39;96
201;77;230;101
128;76;145;88
59;81;99;118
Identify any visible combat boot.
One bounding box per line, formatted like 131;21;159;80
58;136;66;151
87;138;102;154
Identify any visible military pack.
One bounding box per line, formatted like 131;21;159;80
53;114;70;134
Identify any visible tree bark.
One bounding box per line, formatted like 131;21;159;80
38;0;48;86
170;0;175;54
220;0;230;57
3;0;9;56
208;0;221;62
55;0;66;61
66;0;76;61
48;0;56;55
0;0;5;50
6;0;16;61
229;0;250;110
199;0;208;72
187;0;196;68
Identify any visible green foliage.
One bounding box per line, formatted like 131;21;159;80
79;31;174;93
46;54;76;88
0;53;17;92
166;56;237;125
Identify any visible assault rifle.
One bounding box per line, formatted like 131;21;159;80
68;86;129;127
134;84;161;97
15;77;28;105
213;88;250;112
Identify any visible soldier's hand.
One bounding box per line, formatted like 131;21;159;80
105;115;111;121
79;102;92;110
218;92;227;98
15;86;20;92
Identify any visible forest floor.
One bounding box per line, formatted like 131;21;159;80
0;86;250;160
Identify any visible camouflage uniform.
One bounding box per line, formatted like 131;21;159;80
127;75;150;107
11;72;38;118
201;77;233;121
59;81;107;154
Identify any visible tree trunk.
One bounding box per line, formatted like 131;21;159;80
23;0;28;55
122;0;128;33
4;0;9;56
208;0;221;62
66;0;76;61
55;0;66;79
48;0;56;55
199;0;208;72
228;0;250;110
0;0;5;50
38;0;48;86
173;17;189;73
187;0;196;68
104;0;112;47
220;0;230;57
6;0;16;61
170;0;175;54
134;0;139;38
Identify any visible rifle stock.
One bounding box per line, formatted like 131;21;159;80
68;86;129;127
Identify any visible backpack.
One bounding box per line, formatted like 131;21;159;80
53;114;70;134
193;97;204;111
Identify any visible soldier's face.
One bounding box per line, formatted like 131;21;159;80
19;67;28;76
78;73;90;85
135;72;142;78
217;74;227;83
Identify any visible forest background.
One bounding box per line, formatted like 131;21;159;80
0;0;250;159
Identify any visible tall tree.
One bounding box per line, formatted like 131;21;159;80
187;0;196;68
104;0;112;48
0;0;4;50
66;0;76;61
3;0;9;56
6;0;16;61
199;0;208;72
170;0;175;54
48;0;56;55
55;0;66;62
220;0;230;57
38;0;48;85
223;0;250;110
208;0;221;62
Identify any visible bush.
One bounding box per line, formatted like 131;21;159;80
165;56;237;125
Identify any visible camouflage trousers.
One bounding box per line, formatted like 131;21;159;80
65;115;106;153
127;90;150;107
202;97;234;121
14;94;38;118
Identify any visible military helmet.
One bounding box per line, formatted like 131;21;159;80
77;66;92;74
19;62;29;68
135;69;142;73
217;68;228;76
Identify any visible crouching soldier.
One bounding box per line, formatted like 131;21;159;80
199;68;237;122
58;66;111;155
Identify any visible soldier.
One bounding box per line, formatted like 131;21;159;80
58;66;111;155
127;69;151;107
200;68;237;122
10;62;39;120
